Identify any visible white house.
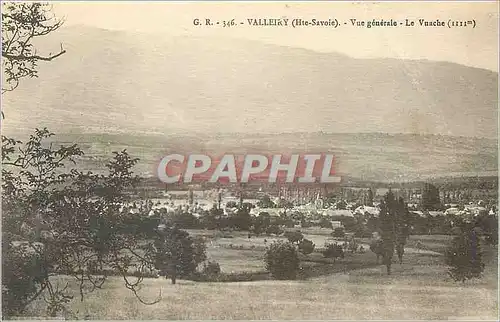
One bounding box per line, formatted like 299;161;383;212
428;211;445;217
323;209;354;218
250;207;283;217
354;206;380;217
444;207;460;216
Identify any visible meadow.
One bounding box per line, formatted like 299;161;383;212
25;231;498;320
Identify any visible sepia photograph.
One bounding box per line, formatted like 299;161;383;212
1;1;498;320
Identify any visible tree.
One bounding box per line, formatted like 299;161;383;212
277;198;293;209
421;183;441;210
366;215;380;233
379;191;396;275
300;219;313;228
264;241;300;280
2;4;69;316
445;226;485;282
475;213;498;246
202;261;221;277
347;236;359;253
322;243;344;262
252;212;271;235
336;200;347;210
395;197;411;264
2;129;163;318
377;192;413;271
2;2;66;95
319;218;333;229
341;217;357;231
284;231;304;245
230;208;252;231
265;224;283;236
367;189;374;206
167;211;201;229
153;226;207;284
2;3;169;318
298;239;315;255
257;195;275;208
200;206;223;230
225;201;238;209
241;202;255;211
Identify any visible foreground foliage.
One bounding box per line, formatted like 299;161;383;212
445;226;485;282
152;226;207;284
2;2;66;94
264;240;300;280
1;129;206;318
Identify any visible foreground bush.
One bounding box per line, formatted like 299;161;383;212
2;128;172;317
322;243;344;262
332;227;345;238
154;227;207;284
202;261;221;276
265;225;284;236
298;238;315;255
264;240;300;280
284;231;304;244
445;227;485;282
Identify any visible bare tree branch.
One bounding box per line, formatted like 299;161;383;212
2;48;66;62
2;2;66;96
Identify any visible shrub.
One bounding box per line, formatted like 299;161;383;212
354;225;372;238
319;218;333;229
332;227;345;238
202;261;221;276
445;228;485;282
322;243;344;262
300;220;313;228
298;239;315;255
347;238;359;253
230;209;252;231
2;241;47;317
264;241;300;280
168;211;201;229
226;201;238;208
265;225;283;236
154;227;207;284
284;231;304;244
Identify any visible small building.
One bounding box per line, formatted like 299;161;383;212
354;206;380;217
428;211;445;217
322;209;354;218
250;207;283;217
331;221;343;228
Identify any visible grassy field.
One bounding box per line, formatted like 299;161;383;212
25;232;498;320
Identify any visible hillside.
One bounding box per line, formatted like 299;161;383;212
2;25;498;138
2;26;497;182
25;131;496;183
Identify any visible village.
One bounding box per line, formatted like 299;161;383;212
141;179;498;239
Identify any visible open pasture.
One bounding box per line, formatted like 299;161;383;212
25;232;498;320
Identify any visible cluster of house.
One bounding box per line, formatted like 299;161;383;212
144;189;497;226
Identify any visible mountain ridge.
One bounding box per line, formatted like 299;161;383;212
2;25;498;139
1;26;497;182
23;130;495;183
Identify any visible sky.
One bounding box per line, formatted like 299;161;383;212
51;1;499;72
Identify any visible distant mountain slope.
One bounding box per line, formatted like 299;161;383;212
41;132;497;183
2;25;498;138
